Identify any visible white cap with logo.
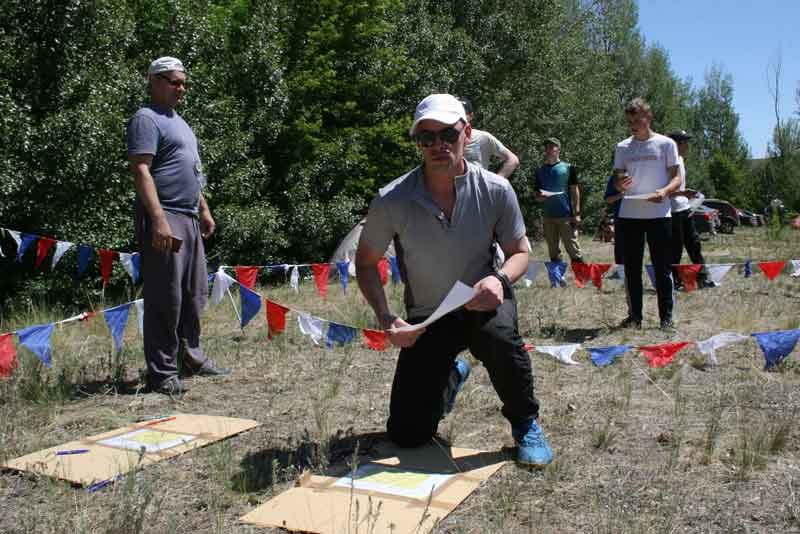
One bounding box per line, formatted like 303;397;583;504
147;56;186;76
409;94;467;135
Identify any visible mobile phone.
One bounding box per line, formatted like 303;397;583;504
170;237;183;253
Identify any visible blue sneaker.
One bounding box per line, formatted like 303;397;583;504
443;358;470;415
513;419;553;467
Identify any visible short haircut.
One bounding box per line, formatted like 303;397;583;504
624;97;651;115
458;97;473;115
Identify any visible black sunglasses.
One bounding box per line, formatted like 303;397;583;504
158;74;189;88
414;126;464;147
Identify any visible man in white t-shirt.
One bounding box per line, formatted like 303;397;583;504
458;97;520;177
666;129;710;289
612;98;682;330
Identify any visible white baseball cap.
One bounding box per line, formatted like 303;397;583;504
147;56;185;76
409;94;467;135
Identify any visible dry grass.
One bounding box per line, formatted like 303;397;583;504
1;226;800;533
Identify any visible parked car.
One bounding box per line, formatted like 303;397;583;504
690;205;721;234
702;199;738;234
737;208;761;226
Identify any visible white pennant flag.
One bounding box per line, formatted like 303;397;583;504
51;241;73;268
290;265;299;292
789;259;800;278
118;252;138;284
706;264;735;286
298;312;325;345
607;264;625;281
0;228;4;257
536;344;582;365
134;299;145;336
7;230;21;254
523;261;542;288
211;268;236;305
695;332;748;365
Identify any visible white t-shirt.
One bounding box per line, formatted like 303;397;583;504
464;129;509;170
670;156;690;213
613;133;679;219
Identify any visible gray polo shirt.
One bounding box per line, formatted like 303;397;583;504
360;162;526;318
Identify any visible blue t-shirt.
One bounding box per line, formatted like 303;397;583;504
604;176;621;218
126;105;205;214
534;161;578;218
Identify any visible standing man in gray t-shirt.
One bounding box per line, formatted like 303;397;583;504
127;57;229;395
458;97;520;177
356;94;552;467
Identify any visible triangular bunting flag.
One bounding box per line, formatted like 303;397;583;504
536;344;581;365
389;256;401;284
571;261;591;288
266;299;289;340
545;261;567;288
377;258;390;286
588;345;633;367
35;236;56;268
0;333;18;378
363;329;389;351
758;261;785;281
312;263;330;300
134;299;144;336
743;261;752;278
290;265;300;291
6;230;21;259
235;266;260;290
51;241;73;269
16;323;55;367
607;264;625;281
98;249;116;287
789;259;800;278
675;264;703;292
706;264;734;286
639;341;691;368
752;329;800;369
589;264;612;289
696;332;748;365
326;322;357;348
211;268;236;305
0;229;5;258
17;233;37;262
76;245;93;278
298;313;325;345
103;303;132;353
524;261;542;288
645;264;657;289
119;253;141;285
239;284;262;329
336;261;349;294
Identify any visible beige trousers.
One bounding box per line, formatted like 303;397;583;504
542;217;583;262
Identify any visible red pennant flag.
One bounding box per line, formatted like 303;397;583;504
523;343;535;352
312;263;330;300
235;266;260;289
0;333;18;378
35;237;56;269
758;261;786;281
363;329;389;351
98;249;117;288
571;261;591;288
675;264;703;292
377;258;390;286
265;299;289;340
639;342;691;368
589;264;612;289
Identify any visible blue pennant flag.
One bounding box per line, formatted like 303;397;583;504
239;284;262;329
17;233;37;262
588;345;633;367
744;261;752;278
545;261;568;288
389;256;401;284
103;303;132;353
76;245;93;278
645;264;657;289
336;261;349;294
16;323;55;367
131;253;141;285
752;330;800;369
326;322;357;348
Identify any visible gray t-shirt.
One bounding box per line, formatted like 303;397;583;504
463;129;509;170
360;162;526;318
126;105;205;214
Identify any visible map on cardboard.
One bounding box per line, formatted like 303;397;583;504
332;463;453;499
98;429;196;453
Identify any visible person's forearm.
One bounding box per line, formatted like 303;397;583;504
356;264;395;327
496;154;520;178
498;250;530;284
662;173;681;195
571;188;581;216
199;192;211;215
132;168;166;223
606;194;623;204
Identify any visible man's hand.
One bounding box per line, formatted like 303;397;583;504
647;188;668;203
571;214;582;226
151;215;175;253
386;316;426;348
200;210;215;238
614;174;634;192
465;275;504;311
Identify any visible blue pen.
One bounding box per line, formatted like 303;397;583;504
56;449;90;456
86;475;122;493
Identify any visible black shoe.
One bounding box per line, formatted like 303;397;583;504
699;279;718;289
153;376;189;395
195;364;231;377
619;316;642;329
660;319;675;331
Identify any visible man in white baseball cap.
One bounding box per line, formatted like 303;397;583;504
356;93;553;468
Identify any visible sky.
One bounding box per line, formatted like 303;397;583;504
637;0;800;158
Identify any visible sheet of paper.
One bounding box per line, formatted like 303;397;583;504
539;189;564;197
332;463;453;499
623;193;654;200
393;281;477;333
98;429;196;453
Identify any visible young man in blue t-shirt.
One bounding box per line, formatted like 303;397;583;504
534;138;584;269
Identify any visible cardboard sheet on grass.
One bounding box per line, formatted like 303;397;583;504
240;441;507;534
2;414;258;486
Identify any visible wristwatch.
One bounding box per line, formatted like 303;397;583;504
491;271;511;287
